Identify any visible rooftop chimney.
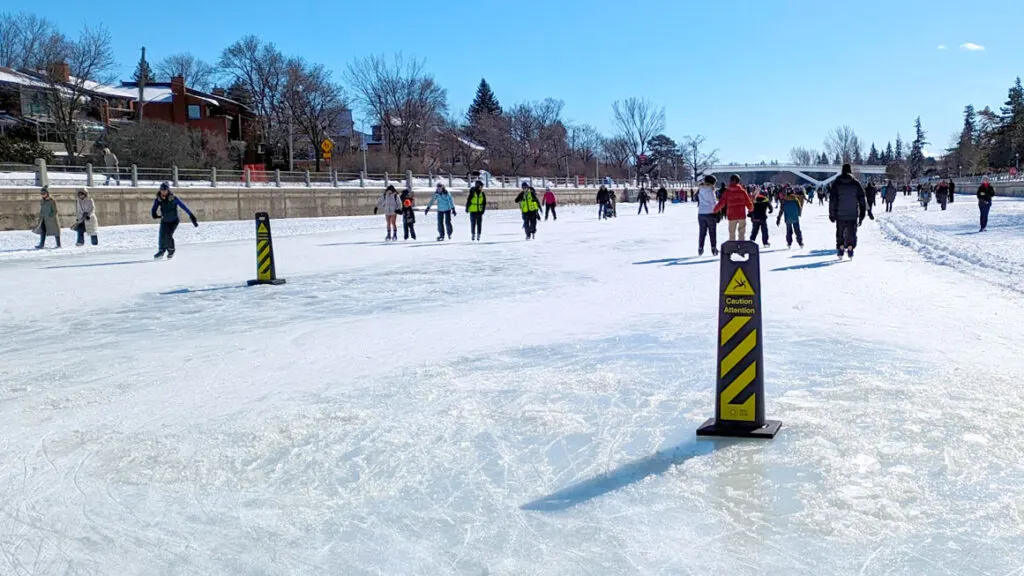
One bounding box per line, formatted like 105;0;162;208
212;87;225;97
48;62;70;83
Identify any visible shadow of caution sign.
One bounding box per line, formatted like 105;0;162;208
697;240;781;439
246;212;287;286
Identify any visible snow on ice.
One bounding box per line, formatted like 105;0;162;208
1;193;1024;574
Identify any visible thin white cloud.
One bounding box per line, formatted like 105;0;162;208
937;44;947;50
960;42;985;52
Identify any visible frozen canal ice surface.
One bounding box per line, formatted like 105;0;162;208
1;194;1024;574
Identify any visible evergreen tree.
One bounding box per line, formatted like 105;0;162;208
853;146;864;164
908;116;928;179
467;78;502;125
1000;77;1024;163
818;152;829;165
884;142;894;164
833;152;842;164
894;134;904;162
867;143;879;164
955;105;977;174
133;48;153;85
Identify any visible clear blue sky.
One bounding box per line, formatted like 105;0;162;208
8;0;1022;163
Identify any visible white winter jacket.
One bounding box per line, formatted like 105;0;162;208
376;191;402;214
696;186;718;215
75;194;99;235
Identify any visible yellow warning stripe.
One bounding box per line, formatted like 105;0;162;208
258;262;272;278
257;244;270;261
720;316;751;346
720;330;757;377
721;362;756;405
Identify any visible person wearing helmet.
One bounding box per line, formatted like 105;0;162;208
151;182;198;259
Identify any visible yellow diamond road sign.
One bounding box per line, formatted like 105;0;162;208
320;139;333;154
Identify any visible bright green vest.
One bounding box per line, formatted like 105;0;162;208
520;191;539;213
468;191;485;213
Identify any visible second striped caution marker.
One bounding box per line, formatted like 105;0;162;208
697;240;781;439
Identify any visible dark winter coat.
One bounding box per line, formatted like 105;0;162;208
637;189;650;203
977;183;995;203
152;192;195;223
829;174;867;221
865;184;878;201
749;194;774;221
656;187;668;201
596;188;610;205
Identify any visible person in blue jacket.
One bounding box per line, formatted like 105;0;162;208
424;183;456;241
151;181;198;259
776;187;805;248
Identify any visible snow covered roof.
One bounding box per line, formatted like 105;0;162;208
0;67;49;89
455;134;485;151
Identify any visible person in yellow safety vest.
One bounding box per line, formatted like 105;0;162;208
514;182;542;240
466;180;487;241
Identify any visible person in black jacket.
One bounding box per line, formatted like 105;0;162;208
948;179;956;204
596;186;611;220
515;183;542;240
151;182;198;259
656;185;668;213
400;189;417;240
748;190;774;247
977;177;995;232
637;187;650;215
829;164;868;259
865;182;878;210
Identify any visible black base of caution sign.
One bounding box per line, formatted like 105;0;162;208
247;211;287;287
696;240;781;439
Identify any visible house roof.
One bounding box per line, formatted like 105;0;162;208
0;67;50;89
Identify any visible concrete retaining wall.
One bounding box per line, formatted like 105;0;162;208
953;180;1024;198
0;186;608;231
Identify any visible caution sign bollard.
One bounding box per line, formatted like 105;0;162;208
246;212;287;286
697;240;781;439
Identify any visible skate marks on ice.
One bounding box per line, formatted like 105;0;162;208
772;259;849;272
44;258;157;270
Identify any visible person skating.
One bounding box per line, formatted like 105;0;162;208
883;180;898;213
865;182;878;211
828;164;867;260
596;186;610;219
818;185;827;206
543;186;557;221
607;188;617;217
656;185;668;213
776;187;805;248
466;180;487;241
948;179;956;204
33;186;61;249
400;189;417;240
72;187;99;246
977;177;995;232
713;174;754;242
935;180;949;210
515;182;542;240
918;183;932;211
696;175;720;256
425;183;456;241
151;181;198;259
748;190;774;248
637;187;650;215
374;185;402;241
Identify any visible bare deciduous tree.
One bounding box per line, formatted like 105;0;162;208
601;135;633;172
789;147;819;166
156;52;216;91
824;126;863;164
38;25;116;162
611;97;665;180
346;53;448;171
219;36;287;163
282;58;347;172
681;135;719;182
568;123;601;169
0;12;64;70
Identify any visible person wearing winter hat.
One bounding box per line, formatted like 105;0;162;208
748;189;774;248
400;188;417;240
828;163;867;260
466;180;487;241
515;182;542;240
72;187;99;246
151;181;198;259
33;186;61;249
713;174;754;242
977;177;995;232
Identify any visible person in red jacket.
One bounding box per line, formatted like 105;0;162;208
713;174;754;241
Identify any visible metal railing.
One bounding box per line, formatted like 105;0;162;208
0;159;694;191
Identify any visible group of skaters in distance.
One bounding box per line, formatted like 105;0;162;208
374;180;556;242
27;167;1000;256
